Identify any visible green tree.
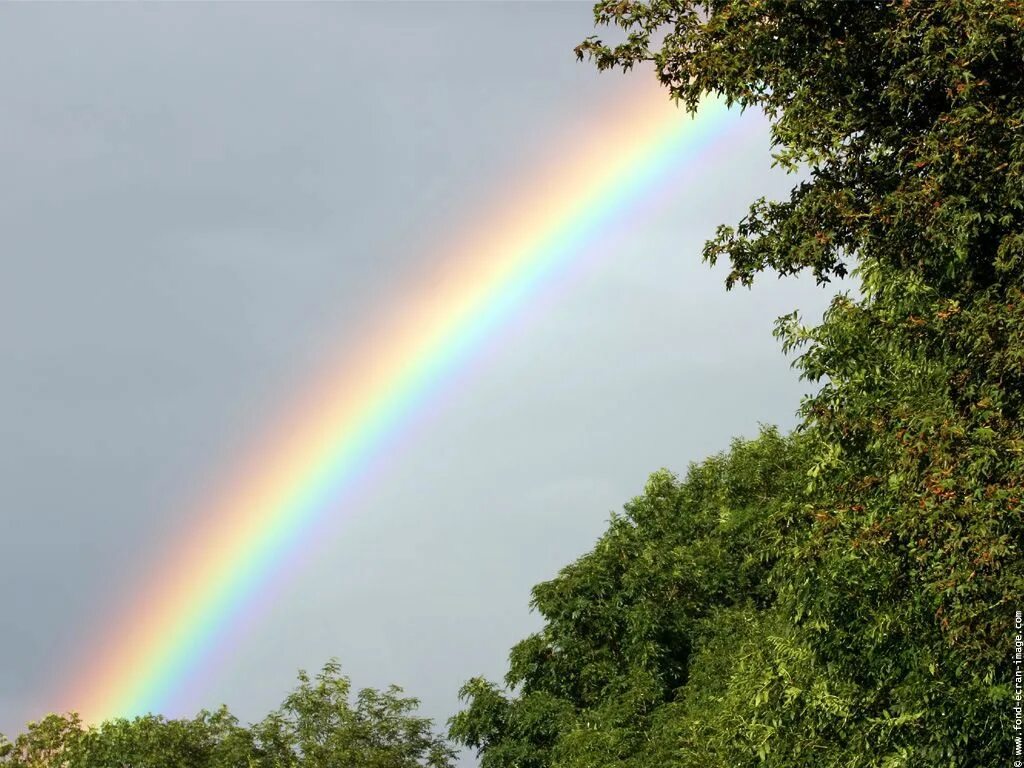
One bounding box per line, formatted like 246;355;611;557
253;660;454;768
1;662;452;768
68;709;253;768
593;1;1023;760
0;713;84;768
455;2;1022;766
451;431;826;767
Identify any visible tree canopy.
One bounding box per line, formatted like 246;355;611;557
453;2;1022;766
0;662;454;768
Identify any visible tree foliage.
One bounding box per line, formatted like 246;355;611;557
454;2;1023;766
0;662;453;768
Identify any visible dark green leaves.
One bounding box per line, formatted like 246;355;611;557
456;2;1022;765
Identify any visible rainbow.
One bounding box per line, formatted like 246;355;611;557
62;83;753;722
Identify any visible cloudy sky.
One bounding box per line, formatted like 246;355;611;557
0;1;837;748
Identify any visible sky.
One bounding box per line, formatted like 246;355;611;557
0;0;839;750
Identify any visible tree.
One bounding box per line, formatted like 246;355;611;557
451;431;836;767
589;2;1023;759
0;713;84;768
0;662;453;768
454;2;1022;765
67;708;254;768
253;660;455;768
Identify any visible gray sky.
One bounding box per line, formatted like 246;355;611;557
0;0;837;750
